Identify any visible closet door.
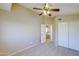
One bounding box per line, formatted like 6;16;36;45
69;22;79;51
57;22;69;48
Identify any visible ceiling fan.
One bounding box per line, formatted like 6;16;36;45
33;3;60;16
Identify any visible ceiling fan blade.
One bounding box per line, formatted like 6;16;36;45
50;8;60;11
33;8;42;10
39;12;43;16
48;13;52;16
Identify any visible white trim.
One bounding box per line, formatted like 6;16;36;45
8;43;40;56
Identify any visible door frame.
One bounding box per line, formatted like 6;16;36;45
41;24;53;43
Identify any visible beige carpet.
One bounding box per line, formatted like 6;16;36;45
13;41;79;56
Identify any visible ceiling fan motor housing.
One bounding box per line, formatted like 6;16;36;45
43;6;49;11
33;3;60;16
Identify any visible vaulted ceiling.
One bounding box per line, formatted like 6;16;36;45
0;3;79;16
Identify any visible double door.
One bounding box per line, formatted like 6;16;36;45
57;22;79;51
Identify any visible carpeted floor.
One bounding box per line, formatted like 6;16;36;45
13;41;79;56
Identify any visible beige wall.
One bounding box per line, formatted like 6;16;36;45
0;4;54;55
59;14;79;22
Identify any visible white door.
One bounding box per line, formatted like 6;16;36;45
69;22;79;51
57;22;69;48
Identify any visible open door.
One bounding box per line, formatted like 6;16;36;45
41;24;46;43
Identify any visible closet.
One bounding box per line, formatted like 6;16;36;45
57;21;79;51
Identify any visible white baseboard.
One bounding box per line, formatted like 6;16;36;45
8;43;40;56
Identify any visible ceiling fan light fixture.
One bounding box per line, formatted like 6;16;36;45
43;10;50;15
43;10;47;15
47;11;50;14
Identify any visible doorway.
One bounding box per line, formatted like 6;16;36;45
41;24;53;43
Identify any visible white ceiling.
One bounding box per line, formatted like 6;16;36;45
20;3;79;16
0;3;79;16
